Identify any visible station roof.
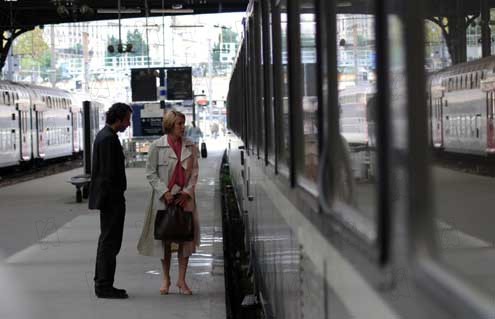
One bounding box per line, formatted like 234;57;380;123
2;0;495;30
0;1;248;29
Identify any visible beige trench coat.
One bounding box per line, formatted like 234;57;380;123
137;135;200;257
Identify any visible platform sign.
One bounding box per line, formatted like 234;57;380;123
141;103;164;136
131;103;165;136
166;67;192;100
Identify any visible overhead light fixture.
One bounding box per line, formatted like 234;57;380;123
171;4;182;10
97;8;141;14
170;24;204;28
150;8;194;14
337;1;352;7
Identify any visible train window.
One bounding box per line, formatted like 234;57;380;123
299;1;319;182
471;116;475;137
475;114;481;138
331;0;378;241
445;116;450;135
262;0;275;161
275;0;291;170
255;2;265;157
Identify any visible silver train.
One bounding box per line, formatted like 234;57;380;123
225;1;493;319
428;55;495;155
0;80;106;168
337;55;495;157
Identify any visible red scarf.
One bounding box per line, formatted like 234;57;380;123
167;135;186;189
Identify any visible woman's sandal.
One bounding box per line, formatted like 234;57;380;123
159;279;171;295
176;283;192;295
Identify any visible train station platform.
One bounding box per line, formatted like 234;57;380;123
0;139;227;319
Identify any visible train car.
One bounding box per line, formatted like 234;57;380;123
224;1;495;319
23;84;74;161
428;56;495;155
71;93;108;155
0;81;26;167
0;80;108;169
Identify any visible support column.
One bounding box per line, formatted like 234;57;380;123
455;0;467;63
481;0;491;57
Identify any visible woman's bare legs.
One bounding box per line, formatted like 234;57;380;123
160;243;172;294
176;243;192;295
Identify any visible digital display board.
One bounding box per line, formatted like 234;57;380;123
166;67;193;100
131;69;157;101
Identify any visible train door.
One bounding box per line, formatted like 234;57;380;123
486;91;495;153
430;83;444;149
19;109;32;161
432;97;444;148
71;109;80;153
36;111;46;157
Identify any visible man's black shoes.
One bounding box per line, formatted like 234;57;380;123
95;287;128;299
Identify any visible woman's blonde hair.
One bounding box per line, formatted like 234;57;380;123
162;109;186;134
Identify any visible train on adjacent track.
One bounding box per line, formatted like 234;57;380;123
0;80;106;169
428;55;495;155
338;56;495;158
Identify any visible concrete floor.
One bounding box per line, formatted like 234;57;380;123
0;140;227;319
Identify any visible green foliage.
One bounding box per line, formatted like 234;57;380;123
212;42;221;64
13;28;51;75
126;29;149;56
105;35;120;59
105;29;149;65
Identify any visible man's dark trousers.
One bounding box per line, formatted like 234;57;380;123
94;193;126;290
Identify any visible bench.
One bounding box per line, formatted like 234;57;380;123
68;174;91;203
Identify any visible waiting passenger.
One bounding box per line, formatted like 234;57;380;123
88;102;132;299
137;110;200;296
186;120;203;144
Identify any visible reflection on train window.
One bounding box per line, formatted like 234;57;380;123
263;0;275;160
299;1;319;182
334;2;377;228
428;9;495;298
257;6;266;156
278;0;290;168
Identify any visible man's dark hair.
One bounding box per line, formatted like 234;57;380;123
106;103;132;125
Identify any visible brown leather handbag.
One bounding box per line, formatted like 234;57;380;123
154;200;194;242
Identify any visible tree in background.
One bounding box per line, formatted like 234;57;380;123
126;29;149;56
13;28;51;80
105;30;149;66
105;35;120;60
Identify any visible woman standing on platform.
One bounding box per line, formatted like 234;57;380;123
137;110;200;295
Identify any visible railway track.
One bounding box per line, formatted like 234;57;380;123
0;157;83;188
433;149;495;177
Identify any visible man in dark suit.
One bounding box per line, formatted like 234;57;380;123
89;102;132;299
